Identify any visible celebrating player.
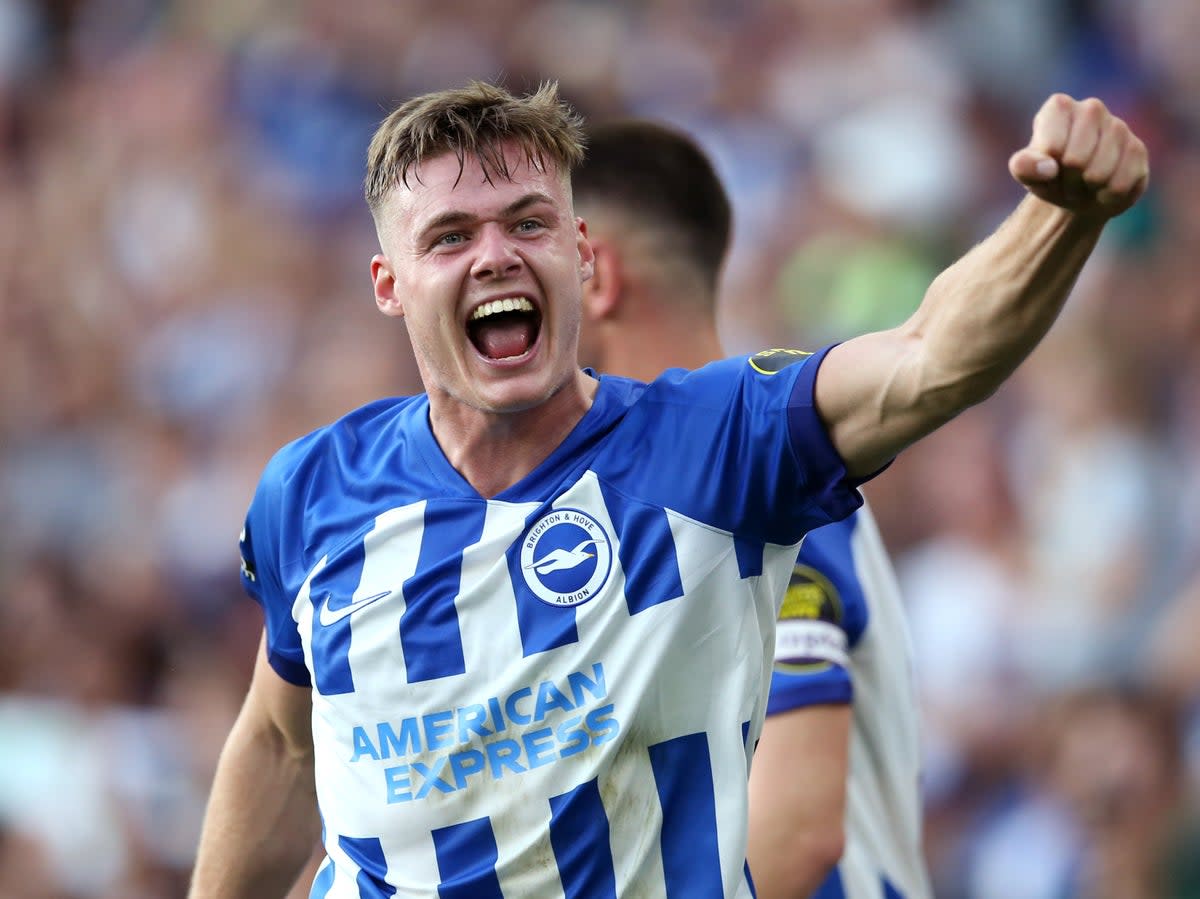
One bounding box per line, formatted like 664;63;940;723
189;82;1147;897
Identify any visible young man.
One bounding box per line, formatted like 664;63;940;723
572;119;932;899
189;81;1147;898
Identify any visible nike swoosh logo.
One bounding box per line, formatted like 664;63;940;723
317;590;390;627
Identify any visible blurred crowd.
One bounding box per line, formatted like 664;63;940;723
1;0;1198;896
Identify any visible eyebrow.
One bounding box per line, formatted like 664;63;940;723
417;192;558;241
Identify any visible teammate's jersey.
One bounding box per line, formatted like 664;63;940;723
239;348;865;899
767;504;933;899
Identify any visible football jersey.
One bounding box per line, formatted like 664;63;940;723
767;504;932;899
239;347;865;898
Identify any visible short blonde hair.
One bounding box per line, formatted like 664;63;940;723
364;80;586;215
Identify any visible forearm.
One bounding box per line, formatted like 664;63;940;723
820;199;1105;475
902;194;1104;417
819;95;1147;477
189;679;320;899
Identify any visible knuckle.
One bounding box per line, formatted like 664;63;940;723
1038;93;1071;122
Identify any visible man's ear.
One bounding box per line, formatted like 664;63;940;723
582;241;622;322
371;254;403;318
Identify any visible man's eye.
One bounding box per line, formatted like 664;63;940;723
436;232;465;247
516;219;543;234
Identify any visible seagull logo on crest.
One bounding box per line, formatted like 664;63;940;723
526;539;602;575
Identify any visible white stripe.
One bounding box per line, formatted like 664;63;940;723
493;799;563;898
558;474;624;637
376;828;444;898
293;554;324;672
709;725;754;896
347;503;427;684
456;500;540;680
602;751;666;897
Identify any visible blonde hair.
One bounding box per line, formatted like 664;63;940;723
364;80;586;215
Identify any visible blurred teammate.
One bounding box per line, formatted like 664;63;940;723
574;120;932;898
189;80;1147;897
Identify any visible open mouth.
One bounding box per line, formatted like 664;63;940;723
467;296;542;361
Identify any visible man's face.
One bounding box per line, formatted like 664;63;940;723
372;142;594;416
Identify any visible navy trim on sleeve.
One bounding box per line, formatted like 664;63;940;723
785;345;866;525
766;669;853;715
267;648;313;687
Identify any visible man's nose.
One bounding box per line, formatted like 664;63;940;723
471;225;522;280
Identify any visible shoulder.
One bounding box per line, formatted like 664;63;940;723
618;349;823;411
258;395;424;493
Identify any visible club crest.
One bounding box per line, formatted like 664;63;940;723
520;508;613;607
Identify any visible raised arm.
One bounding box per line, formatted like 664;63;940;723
818;94;1149;477
189;632;321;899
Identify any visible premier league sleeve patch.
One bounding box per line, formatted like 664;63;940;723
748;347;813;375
774;563;849;672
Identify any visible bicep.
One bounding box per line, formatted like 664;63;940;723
747;704;852;897
238;631;314;760
815;330;938;478
750;703;851;827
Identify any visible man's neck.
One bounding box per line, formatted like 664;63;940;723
427;371;599;499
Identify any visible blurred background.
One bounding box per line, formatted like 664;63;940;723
1;0;1198;896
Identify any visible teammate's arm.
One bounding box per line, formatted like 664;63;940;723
816;94;1148;478
747;705;852;898
189;632;320;899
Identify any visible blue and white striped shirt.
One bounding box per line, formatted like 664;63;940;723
240;348;863;897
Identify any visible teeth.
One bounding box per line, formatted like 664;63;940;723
471;297;534;321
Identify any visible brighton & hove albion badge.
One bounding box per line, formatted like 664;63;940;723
520;508;613;607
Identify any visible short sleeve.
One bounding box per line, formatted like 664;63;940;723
240;457;311;686
764;511;873;715
609;345;867;546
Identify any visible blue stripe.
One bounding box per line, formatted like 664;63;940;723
744;859;758;898
548;778;617;898
508;506;581;656
648;732;722;897
431;817;504;898
734;535;763;579
883;875;906;899
309;533;368;695
337;835;395;897
812;866;846;899
399;501;483;682
308;859;334;899
598;482;684;614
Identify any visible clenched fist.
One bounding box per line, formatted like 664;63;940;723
1009;93;1149;219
